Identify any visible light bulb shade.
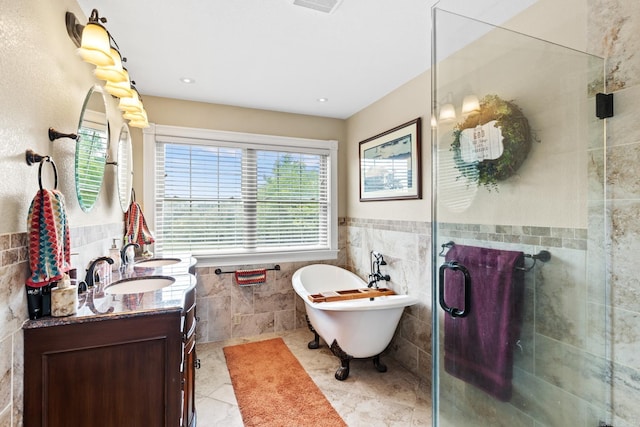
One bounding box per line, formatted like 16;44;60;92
94;48;126;83
104;69;133;98
123;109;145;121
128;110;149;128
119;91;143;112
462;95;480;115
439;103;456;122
76;22;114;67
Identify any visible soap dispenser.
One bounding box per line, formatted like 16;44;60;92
109;238;121;271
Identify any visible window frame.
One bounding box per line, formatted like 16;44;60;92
143;123;339;267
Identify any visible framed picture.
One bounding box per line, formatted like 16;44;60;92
359;117;422;201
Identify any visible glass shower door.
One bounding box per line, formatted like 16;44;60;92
431;8;611;426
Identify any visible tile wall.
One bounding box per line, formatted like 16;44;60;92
589;0;640;425
194;218;433;384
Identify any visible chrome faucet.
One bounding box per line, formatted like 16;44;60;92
84;256;114;289
120;242;140;268
368;251;390;288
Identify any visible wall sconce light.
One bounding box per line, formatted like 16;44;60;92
66;9;149;128
461;95;480;116
128;109;149;128
94;47;127;83
67;9;114;67
438;103;457;122
118;87;143;112
438;92;456;122
437;93;480;123
104;68;134;98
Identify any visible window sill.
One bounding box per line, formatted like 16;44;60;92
185;249;339;268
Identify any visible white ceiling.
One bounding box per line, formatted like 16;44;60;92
76;0;537;119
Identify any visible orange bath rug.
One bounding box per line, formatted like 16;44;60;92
223;338;346;427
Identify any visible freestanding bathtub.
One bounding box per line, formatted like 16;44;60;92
292;264;418;380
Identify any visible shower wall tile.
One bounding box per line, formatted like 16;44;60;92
534;247;588;349
587;149;605;202
435;223;606;423
609;200;640;313
604;86;640;147
607;141;640;199
589;0;640;90
586;302;611;359
608;306;640;370
455;381;534;427
513;279;535;373
610;360;640;426
511;367;591;427
586;201;609;305
345;217;431;382
534;334;611;408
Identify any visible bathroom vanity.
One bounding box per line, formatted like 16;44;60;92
23;257;197;427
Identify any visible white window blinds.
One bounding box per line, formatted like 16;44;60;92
153;136;333;261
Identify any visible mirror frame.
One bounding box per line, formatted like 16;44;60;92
75;85;110;212
116;123;133;212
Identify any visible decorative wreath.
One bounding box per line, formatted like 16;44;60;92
450;94;533;190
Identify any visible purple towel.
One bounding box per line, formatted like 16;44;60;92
444;244;525;401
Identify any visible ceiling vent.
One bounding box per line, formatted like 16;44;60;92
292;0;344;14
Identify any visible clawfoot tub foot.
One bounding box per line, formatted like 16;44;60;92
305;315;320;349
330;339;353;381
335;360;350;381
373;355;387;372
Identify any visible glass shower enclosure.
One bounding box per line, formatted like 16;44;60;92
431;8;611;426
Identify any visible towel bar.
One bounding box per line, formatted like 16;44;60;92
214;265;280;275
438;241;551;272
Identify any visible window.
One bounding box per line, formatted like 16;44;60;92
143;125;338;266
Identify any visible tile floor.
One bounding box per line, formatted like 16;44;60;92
194;328;432;426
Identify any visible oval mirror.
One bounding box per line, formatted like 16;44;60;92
75;86;109;212
116;123;133;212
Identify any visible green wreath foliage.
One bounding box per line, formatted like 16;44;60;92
450;94;533;190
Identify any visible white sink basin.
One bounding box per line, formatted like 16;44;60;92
134;258;182;268
105;276;175;295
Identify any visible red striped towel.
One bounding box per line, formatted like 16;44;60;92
26;189;71;287
125;199;155;246
235;269;267;286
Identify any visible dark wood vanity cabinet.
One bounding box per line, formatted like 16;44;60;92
24;310;189;427
181;287;197;427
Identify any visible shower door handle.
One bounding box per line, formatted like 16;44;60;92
439;261;471;318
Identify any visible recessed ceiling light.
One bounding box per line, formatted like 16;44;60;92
180;77;196;84
317;97;328;103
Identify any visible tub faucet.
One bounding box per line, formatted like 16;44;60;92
84;256;114;289
368;251;390;288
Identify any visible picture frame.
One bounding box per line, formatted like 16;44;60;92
359;117;422;201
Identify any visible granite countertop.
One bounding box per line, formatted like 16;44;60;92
23;255;197;329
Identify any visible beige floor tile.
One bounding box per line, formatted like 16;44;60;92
195;328;431;426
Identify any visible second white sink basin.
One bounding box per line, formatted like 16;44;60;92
134;258;182;268
105;276;175;295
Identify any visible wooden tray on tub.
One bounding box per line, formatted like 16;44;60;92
308;287;395;303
